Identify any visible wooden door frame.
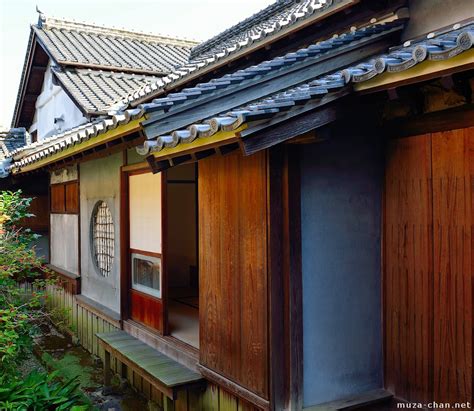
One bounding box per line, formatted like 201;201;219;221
120;164;168;334
268;145;303;410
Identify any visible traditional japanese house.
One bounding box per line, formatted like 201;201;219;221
2;0;474;410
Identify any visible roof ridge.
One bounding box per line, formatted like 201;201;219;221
191;0;292;57
39;15;200;48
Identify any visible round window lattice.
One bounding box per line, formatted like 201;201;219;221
91;201;114;277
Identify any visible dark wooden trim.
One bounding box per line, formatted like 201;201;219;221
161;171;169;335
284;146;303;410
383;104;474;138
75;294;121;328
120;164;131;322
267;147;286;410
129;248;162;258
197;364;270;410
241;104;338;155
77;167;81;276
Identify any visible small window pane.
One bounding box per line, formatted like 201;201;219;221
132;253;161;298
91;201;114;277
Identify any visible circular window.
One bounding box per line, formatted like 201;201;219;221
91;201;114;277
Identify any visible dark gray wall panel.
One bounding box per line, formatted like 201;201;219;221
300;131;383;406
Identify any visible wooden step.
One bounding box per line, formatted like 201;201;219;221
96;330;204;400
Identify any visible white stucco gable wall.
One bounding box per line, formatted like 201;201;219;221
29;61;87;141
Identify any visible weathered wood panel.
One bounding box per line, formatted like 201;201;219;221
432;127;473;404
199;151;269;400
384;134;433;402
130;289;163;332
50;184;65;213
65;181;79;213
384;127;474;405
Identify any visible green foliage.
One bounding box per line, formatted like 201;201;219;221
0;370;91;410
0;189;39;246
0;190;90;409
0;190;51;376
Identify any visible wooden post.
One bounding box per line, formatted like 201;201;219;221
104;350;112;386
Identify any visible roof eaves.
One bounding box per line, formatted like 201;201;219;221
123;1;401;107
135;22;474;157
11;28;37;128
138;20;405;138
9;107;145;173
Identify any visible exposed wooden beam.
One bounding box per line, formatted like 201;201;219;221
241;105;337;155
382;103;474;137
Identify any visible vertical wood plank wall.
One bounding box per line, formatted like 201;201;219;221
431;129;473;404
199;151;269;400
384;134;433;402
384;126;473;404
38;258;262;410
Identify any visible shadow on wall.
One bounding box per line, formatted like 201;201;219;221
300;130;383;406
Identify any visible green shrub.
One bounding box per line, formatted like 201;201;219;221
0;370;90;410
0;191;91;409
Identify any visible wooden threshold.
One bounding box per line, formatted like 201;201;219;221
197;364;270;410
304;389;393;411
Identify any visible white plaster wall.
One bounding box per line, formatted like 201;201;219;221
50;214;79;275
129;172;162;254
80;153;122;314
29;62;87;141
403;0;474;40
50;165;78;184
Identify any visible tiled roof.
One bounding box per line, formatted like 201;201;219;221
138;22;474;154
7;22;474;173
9;111;143;166
0;128;28;161
120;0;363;106
190;0;347;60
52;67;159;114
136;20;404;135
34;16;198;74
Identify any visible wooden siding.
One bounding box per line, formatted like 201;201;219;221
199;151;269;400
65;181;79;213
50;181;79;214
50;184;65;213
431;128;473;404
130;289;164;332
38;283;261;410
384;126;473;404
